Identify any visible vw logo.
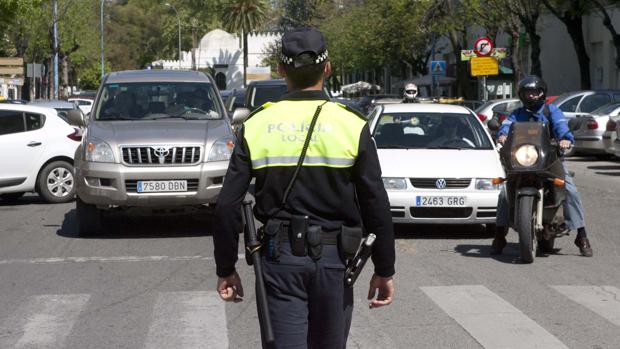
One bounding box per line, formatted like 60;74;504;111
435;178;447;189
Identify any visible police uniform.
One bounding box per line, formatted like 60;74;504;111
213;28;395;348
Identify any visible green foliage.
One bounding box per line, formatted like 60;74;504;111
222;0;269;34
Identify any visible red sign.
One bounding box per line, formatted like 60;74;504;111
474;37;494;57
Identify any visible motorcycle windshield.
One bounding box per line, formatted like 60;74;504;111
501;122;554;171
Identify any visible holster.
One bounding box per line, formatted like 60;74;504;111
339;225;363;263
306;225;323;261
289;215;308;257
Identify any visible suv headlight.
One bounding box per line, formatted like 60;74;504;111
382;177;407;190
514;144;538;167
85;137;115;163
475;178;502;190
208;137;234;162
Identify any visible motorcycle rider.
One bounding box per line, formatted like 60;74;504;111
491;75;593;257
402;83;419;103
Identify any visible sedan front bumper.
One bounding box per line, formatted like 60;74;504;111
387;189;500;224
75;159;228;208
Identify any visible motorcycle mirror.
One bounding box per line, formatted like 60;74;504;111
487;118;501;131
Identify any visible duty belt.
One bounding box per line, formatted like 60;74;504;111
262;221;339;245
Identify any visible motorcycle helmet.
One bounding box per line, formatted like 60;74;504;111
403;83;418;101
518;75;547;112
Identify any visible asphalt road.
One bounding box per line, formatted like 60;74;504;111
0;156;618;349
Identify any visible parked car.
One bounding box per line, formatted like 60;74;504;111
602;116;619;156
224;87;246;114
29;99;80;123
0;104;81;203
68;96;95;116
368;103;504;232
474;98;522;124
572;102;620;157
551;90;620;119
69;70;233;235
245;79;289;111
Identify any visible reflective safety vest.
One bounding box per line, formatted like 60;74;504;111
243;100;366;170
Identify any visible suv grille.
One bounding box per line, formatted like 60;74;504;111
125;179;200;192
121;146;201;165
409;178;471;189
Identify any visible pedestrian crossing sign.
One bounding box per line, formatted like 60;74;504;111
431;60;446;76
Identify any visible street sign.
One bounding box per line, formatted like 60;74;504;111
431;60;446;76
470;56;499;76
474;37;494;57
461;48;507;61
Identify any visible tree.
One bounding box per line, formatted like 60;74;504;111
222;0;269;87
591;0;620;71
541;0;592;89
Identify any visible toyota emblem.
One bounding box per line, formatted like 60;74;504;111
435;178;447;189
153;146;170;164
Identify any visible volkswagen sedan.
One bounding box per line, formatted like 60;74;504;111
369;103;505;231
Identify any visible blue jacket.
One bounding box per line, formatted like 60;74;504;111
498;103;575;143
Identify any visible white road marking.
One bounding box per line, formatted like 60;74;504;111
421;285;568;349
0;254;244;266
552;285;620;327
144;291;228;349
0;294;90;349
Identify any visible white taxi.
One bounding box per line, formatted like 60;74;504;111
368;103;505;231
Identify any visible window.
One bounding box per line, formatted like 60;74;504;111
613;94;620;102
579;93;611;113
251;85;288;109
25;113;45;131
0;110;25;135
215;72;226;91
77;100;92;106
557;96;581;112
491;103;507;113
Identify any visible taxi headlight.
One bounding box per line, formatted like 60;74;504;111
382;177;407;190
85;137;115;163
475;178;502;190
207;137;234;162
514;144;539;167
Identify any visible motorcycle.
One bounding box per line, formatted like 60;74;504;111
489;119;571;263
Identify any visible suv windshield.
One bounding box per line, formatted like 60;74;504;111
372;112;493;150
95;82;222;120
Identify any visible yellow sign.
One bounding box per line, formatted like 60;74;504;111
470;56;499;76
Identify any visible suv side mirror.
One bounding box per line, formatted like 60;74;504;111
67;109;85;127
232;107;250;125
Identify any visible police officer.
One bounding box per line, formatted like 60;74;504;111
212;28;396;348
491;75;593;257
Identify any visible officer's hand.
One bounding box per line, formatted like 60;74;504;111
217;271;244;303
498;135;507;145
367;274;394;309
559;139;572;150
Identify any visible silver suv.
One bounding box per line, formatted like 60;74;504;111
69;70;233;235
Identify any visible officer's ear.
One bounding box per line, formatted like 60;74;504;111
277;63;287;78
324;61;332;78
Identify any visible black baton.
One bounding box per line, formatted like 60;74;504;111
344;233;376;287
242;201;275;344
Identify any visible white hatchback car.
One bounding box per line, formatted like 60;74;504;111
0;104;81;203
368;103;505;231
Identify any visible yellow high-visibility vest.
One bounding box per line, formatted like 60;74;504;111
244;100;366;170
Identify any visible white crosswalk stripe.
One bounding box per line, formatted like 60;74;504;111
421;285;569;349
143;291;228;349
552;285;620;327
0;294;90;349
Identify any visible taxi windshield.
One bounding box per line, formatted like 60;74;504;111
372;112;493;150
95;82;222;121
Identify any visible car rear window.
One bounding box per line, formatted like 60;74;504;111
372;112;493;150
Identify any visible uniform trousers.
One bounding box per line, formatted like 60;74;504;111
260;243;353;349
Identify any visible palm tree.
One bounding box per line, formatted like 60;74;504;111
223;0;269;87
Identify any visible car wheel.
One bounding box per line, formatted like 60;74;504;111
76;197;102;236
0;192;25;202
37;161;75;203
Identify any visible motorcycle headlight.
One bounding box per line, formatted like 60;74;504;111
85;137;115;163
382;177;407;190
514;144;539;167
207;137;234;162
475;178;502;190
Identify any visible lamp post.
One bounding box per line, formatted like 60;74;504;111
165;3;182;70
100;0;105;79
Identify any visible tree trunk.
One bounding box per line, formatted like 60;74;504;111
523;17;542;77
191;25;197;70
563;15;591;89
594;1;620;70
243;31;248;88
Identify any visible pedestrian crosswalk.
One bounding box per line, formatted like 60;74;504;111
1;285;619;348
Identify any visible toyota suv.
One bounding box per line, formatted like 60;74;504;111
69;70;234;235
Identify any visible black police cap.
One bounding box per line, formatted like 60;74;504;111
280;28;328;68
